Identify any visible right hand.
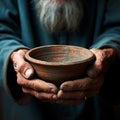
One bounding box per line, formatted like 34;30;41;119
10;49;58;102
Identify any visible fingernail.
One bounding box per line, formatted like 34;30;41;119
24;69;33;78
60;85;68;90
52;95;57;100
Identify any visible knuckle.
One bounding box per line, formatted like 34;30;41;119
19;62;28;72
32;82;38;90
34;92;40;98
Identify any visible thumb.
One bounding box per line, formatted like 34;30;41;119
20;62;34;79
11;49;34;79
87;48;103;78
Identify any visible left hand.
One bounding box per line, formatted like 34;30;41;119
55;47;117;104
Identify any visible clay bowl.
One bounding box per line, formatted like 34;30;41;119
25;45;95;85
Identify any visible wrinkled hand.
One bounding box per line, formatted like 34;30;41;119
11;49;58;103
55;48;117;104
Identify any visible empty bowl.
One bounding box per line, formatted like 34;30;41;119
25;45;95;85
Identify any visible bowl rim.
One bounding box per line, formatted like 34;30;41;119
25;45;95;66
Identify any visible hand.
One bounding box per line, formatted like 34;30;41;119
11;49;58;102
55;47;117;104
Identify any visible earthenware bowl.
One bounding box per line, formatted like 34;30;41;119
25;45;95;85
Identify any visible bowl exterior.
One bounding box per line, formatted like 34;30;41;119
30;60;94;85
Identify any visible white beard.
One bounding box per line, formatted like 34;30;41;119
36;0;83;33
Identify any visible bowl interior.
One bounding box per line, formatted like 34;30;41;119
25;45;95;65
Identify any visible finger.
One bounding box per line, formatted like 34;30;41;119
56;90;99;105
17;73;58;93
87;75;104;91
57;90;99;100
57;90;84;99
22;87;57;101
17;61;34;79
60;77;93;91
87;49;104;78
11;49;34;79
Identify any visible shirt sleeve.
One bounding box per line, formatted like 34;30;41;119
90;0;120;53
90;0;120;104
0;0;30;104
